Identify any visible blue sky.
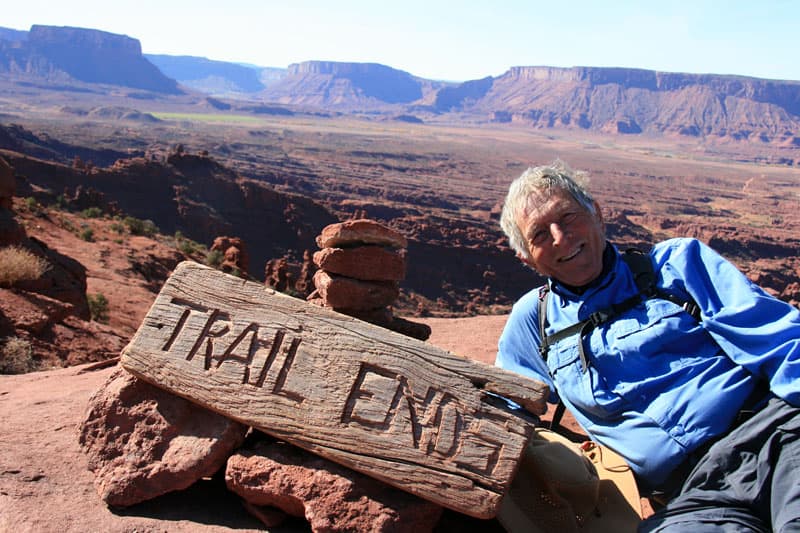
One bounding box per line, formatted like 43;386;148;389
4;0;799;82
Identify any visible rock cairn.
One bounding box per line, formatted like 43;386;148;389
308;219;431;341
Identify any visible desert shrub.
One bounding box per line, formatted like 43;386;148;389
0;336;36;374
176;234;205;256
53;194;68;210
110;222;125;234
205;249;223;267
23;196;38;211
87;293;109;323
123;216;158;237
80;207;103;218
79;227;94;242
0;246;50;286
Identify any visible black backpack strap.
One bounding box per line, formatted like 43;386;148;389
538;248;701;373
538;247;701;432
622;248;702;321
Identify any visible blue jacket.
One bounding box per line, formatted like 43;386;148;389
496;238;800;487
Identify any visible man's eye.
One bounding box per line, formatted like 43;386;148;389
562;212;578;224
530;230;547;244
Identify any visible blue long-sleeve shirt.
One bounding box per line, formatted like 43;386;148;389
496;238;800;488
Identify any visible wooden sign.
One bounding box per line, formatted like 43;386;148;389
120;261;548;518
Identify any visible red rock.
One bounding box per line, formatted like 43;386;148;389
295;249;316;296
313;269;399;310
316;219;407;250
0;289;73;335
210;236;249;276
226;439;443;532
265;257;293;292
313;246;406;281
78;366;248;507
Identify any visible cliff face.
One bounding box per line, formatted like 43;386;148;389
0;25;182;94
265;60;439;107
465;66;800;142
145;54;268;94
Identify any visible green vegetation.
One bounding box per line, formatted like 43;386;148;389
79;226;94;241
23;196;38;210
0;246;50;286
205;249;224;267
87;293;109;323
80;207;103;218
123;216;159;237
175;232;206;256
150;112;263;125
53;194;69;210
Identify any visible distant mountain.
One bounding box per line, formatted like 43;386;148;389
0;27;27;42
0;25;182;94
145;54;286;95
1;24;799;145
261;61;446;109
453;66;800;141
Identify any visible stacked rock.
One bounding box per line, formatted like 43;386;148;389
310;219;431;341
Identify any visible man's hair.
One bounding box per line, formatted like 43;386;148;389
500;161;596;260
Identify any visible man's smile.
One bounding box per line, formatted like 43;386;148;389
558;243;584;263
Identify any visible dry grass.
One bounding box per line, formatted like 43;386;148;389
0;336;36;374
0;246;50;286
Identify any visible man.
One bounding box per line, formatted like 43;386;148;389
495;162;800;531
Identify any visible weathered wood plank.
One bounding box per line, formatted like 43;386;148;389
120;261;548;518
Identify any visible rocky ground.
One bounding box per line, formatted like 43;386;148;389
0;314;531;533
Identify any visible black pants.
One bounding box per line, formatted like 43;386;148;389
639;396;800;532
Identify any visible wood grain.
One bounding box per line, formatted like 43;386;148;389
121;261;548;518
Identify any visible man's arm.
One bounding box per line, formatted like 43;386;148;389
655;238;800;405
495;288;559;404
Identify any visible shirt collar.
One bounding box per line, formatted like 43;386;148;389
549;242;618;297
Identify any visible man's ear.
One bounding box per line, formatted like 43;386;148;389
516;251;537;269
593;200;604;225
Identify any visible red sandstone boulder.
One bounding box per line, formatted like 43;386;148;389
78;366;249;507
316;219;407;249
313;270;399;310
226;439;444;532
0;289;73;335
313;246;406;281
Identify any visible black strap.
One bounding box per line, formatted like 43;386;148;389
539;248;701;431
539;249;701;366
549;400;567;431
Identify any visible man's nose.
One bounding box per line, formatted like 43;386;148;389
550;223;566;245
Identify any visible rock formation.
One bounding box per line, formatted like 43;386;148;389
226;438;444;531
76;363;448;530
210;236;249;276
78;366;249;507
264;61;439;108
309;219;431;340
264;256;295;293
0;25;182;94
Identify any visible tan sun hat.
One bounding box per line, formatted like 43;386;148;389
498;428;642;532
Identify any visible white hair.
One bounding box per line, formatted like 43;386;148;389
500;161;596;261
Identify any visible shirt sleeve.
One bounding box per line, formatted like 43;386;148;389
655;238;800;405
495;290;558;403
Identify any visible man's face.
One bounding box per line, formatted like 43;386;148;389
515;189;606;287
